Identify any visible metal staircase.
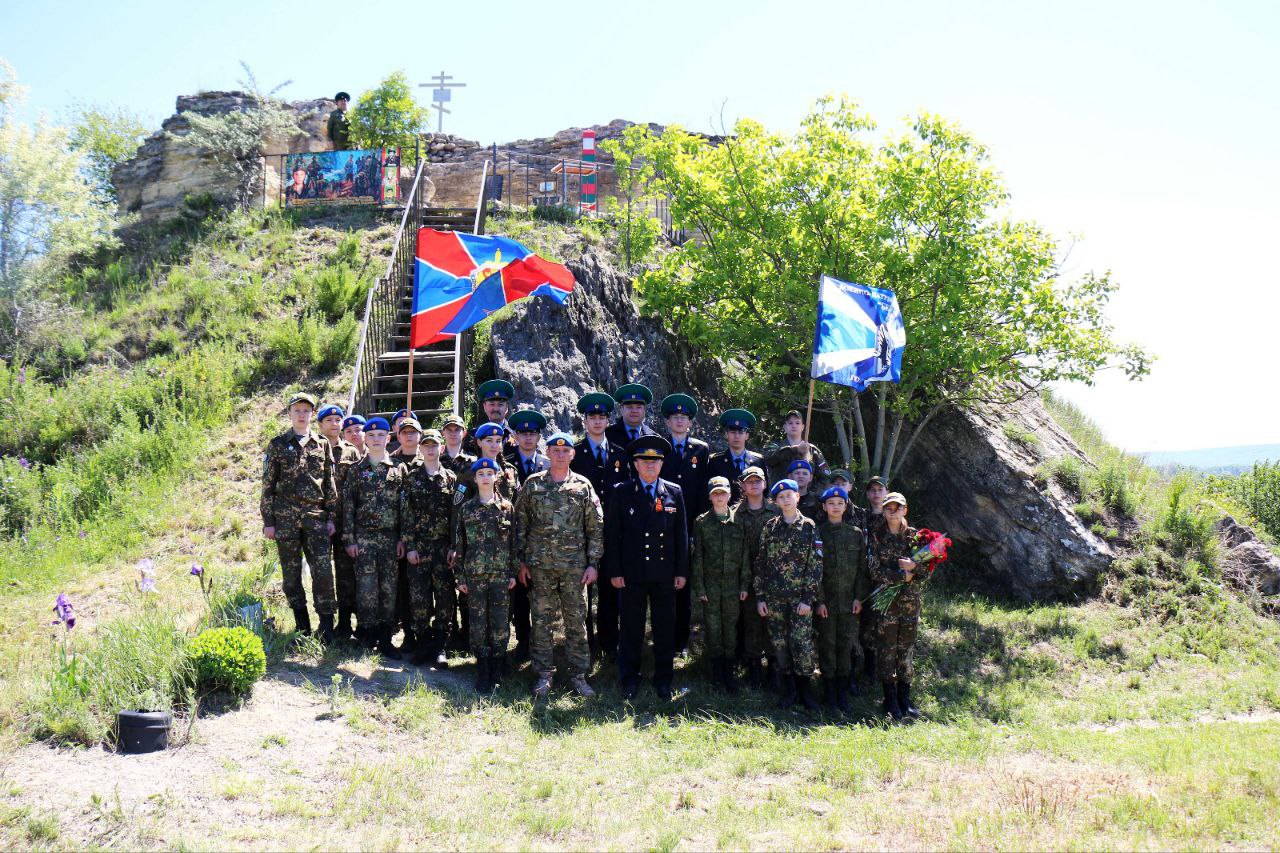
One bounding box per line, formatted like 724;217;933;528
348;161;491;425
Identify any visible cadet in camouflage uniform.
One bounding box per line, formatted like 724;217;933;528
319;405;363;640
399;425;459;668
869;491;923;721
814;486;872;713
453;457;518;692
754;478;821;711
261;392;339;641
440;412;477;649
691;476;747;693
789;459;822;521
733;466;780;688
762;410;833;488
341;414;367;454
514;432;604;698
342;417;405;659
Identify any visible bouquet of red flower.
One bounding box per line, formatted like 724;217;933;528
867;529;952;613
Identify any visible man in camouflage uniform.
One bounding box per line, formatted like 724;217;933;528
754;478;821;711
733;466;780;688
790;460;822;521
327;92;351;150
318;404;362;640
869;491;924;721
439;412;477;648
342;417;405;658
857;475;889;688
762;410;833;488
514;432;604;698
261;392;339;641
453;457;518;692
400;426;459;668
691;476;747;693
341;414;366;453
388;417;423;648
815;486;872;713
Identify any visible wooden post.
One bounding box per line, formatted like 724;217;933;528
405;347;415;414
803;378;816;456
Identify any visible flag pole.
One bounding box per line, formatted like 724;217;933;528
452;334;462;416
406;345;416;413
803;379;816;453
803;271;822;458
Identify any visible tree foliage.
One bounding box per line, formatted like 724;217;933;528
67;102;148;205
600;127;662;265
618;98;1150;478
347;71;428;161
174;62;299;210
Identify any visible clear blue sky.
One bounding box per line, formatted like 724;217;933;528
5;0;1277;452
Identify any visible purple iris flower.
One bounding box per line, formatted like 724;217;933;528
53;594;76;630
17;457;30;470
190;563;204;577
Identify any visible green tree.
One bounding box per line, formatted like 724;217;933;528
600;126;662;265
67;103;148;205
174;62;299;210
620;98;1149;480
347;72;428;162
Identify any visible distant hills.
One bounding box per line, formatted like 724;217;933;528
1141;443;1280;474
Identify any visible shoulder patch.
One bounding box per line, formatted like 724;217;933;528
453;484;468;505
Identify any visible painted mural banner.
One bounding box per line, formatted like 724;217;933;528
284;148;397;206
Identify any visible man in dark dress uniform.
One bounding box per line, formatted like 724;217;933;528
659;393;709;657
706;409;764;505
464;379;518;457
571;392;631;659
605;383;657;454
603;435;690;702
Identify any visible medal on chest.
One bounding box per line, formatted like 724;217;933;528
614;460;620;472
654;495;664;513
691;456;697;468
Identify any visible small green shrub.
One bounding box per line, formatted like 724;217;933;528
1157;477;1218;565
309;312;358;372
188;626;266;695
532;203;579;224
312;264;368;322
1002;422;1042;456
1038;456;1087;496
332;234;361;267
1096;459;1138;516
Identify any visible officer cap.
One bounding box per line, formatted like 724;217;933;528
317;404;344;422
770;478;799;498
341;415;366;430
363;417;391;433
545;432;575;448
787;459;813;474
477;379;514;402
441;414;466;430
392;408;415;423
474;423;505;440
719;409;757;431
630;434;672;460
397;418;423;434
883;491;907;508
865;475;888;489
821;486;849;503
334;91;351;101
508;409;548;432
614;383;653;405
471;457;500;473
420;429;443;445
577;392;616;415
830;468;854;484
707;476;732;495
660;393;698;418
740;465;766;482
287;392;317;410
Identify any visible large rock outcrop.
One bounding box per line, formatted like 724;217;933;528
1216;516;1280;595
491;249;1113;602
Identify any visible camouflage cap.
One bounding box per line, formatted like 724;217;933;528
882;491;907;508
865;475;888;489
287;392;318;410
397;418;423;434
441;414;467;430
740;465;766;482
420;428;443;445
708;476;732;494
830;468;854;483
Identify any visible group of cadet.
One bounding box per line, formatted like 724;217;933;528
261;379;929;720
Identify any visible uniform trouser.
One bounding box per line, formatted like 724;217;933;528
395;558;411;630
817;602;860;678
275;511;335;614
332;534;357;610
529;566;590;677
741;594;768;660
765;602;816;676
674;582;692;652
701;591;740;659
589;581;620;657
354;532;399;630
408;540;454;646
877;602;920;682
510;582;532;651
858;609;878;674
457;589;471;651
467;578;511;658
618;580;676;690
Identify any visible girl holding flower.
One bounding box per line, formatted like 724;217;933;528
868;491;924;720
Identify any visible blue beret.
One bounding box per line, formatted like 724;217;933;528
770;478;799;498
545;432;575;448
364;417;391;432
821;486;849;503
392;408;416;422
341;415;366;430
471;457;500;473
474;423;504;440
787;459;813;474
317;404;344;422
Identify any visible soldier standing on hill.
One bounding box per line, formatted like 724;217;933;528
328;92;351;151
400;427;459;668
318;404;362;641
261;392;339;642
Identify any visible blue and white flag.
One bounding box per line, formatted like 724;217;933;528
811;275;906;391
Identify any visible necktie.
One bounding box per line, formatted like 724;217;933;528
735;456;743;475
675;442;683;458
596;445;604;466
525;459;533;476
629;428;638;442
646;484;655;502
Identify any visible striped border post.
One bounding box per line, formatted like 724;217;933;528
580;130;597;216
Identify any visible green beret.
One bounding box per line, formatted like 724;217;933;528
614;383;653;405
577;392;616;415
719;409;757;431
660;393;698;418
477;379;514;402
508;409;548;432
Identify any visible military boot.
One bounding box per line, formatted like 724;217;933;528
379;629;403;661
777;672;797;708
721;658;740;696
474;657;490;693
709;658;724;690
847;671;861;698
533;671;554;700
292;606;312;636
409;638;433;667
897;681;921;719
823;677;840;712
768;658;784;693
747;660;764;690
862;654;877;684
490;654;505;689
835;678;853;714
798;676;821;712
317;612;336;644
399;627;418;656
337;608;355;640
882;682;904;721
